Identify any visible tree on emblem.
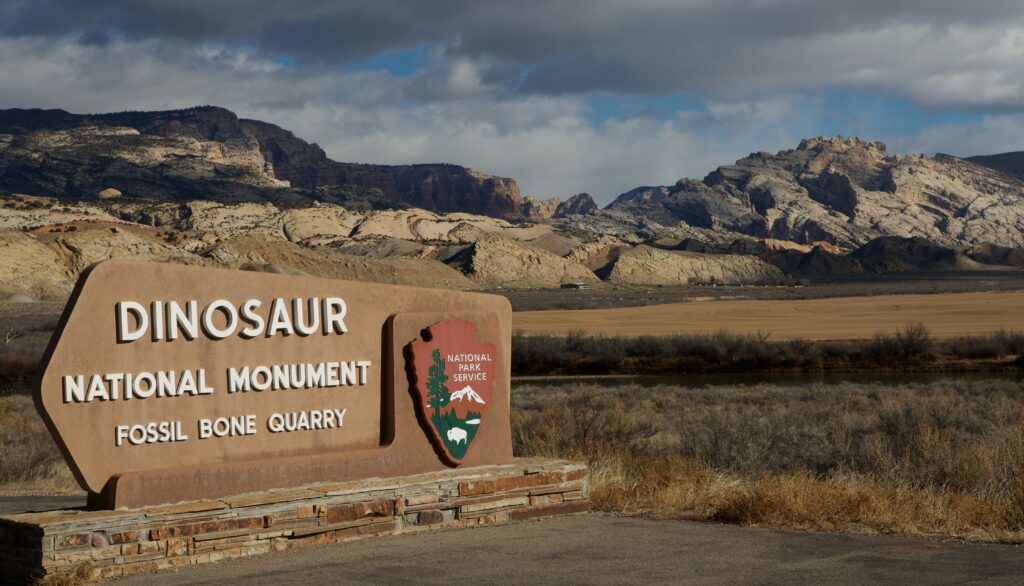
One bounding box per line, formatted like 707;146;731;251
426;349;450;415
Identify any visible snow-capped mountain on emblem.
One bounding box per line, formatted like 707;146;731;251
450;385;486;404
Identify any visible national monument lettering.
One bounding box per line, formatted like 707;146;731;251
56;294;372;453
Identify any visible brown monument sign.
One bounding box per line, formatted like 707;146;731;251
37;260;513;508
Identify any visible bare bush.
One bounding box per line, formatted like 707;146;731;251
4;328;25;348
513;326;1020;375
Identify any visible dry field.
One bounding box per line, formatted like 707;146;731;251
8;377;1024;543
513;379;1024;542
513;290;1024;340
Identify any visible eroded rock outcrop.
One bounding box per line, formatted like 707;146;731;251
0;230;73;299
43;225;206;278
522;196;561;220
204;236;476;289
967;151;1024;182
607;137;1024;249
597;245;787;286
553;193;599;218
0;107;535;221
445;234;599;288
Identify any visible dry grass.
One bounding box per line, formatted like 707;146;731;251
512;379;1024;542
513;290;1024;339
0;396;78;492
34;563;95;586
7;377;1024;542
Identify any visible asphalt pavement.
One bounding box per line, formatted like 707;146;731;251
105;513;1024;585
4;496;1023;585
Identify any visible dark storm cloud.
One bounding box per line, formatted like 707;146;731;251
3;0;1024;200
3;0;1023;101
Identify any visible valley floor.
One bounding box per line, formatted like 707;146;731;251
499;270;1024;311
513;290;1024;339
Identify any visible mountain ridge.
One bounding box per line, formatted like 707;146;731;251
0;106;541;221
598;136;1024;249
1;106;1023;299
966;151;1024;183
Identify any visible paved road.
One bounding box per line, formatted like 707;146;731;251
103;514;1024;585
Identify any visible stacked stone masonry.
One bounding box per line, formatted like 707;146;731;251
0;459;589;583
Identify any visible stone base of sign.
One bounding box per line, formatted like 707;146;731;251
0;458;589;583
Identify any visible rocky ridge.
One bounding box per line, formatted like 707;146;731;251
5;106;1023;251
0;194;807;300
0;107;542;221
601;137;1024;249
967;152;1024;183
2;107;1024;298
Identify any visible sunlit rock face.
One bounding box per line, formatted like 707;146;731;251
606;136;1024;249
0;106;534;221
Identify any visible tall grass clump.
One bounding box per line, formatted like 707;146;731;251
945;330;1024;360
0;396;78;491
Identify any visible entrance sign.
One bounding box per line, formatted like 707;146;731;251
37;260;513;508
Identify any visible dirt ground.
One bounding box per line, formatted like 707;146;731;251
512;290;1024;340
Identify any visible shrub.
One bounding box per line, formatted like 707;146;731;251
513;325;1018;375
512;379;1024;541
0;352;38;385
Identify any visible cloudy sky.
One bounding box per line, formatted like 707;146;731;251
2;1;1024;203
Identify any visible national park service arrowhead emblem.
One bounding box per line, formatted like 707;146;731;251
409;320;496;465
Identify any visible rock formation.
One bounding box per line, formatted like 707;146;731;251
553;193;599;217
596;245;787;286
0;230;73;299
967;152;1024;183
521;196;560;220
204;236;476;289
0;107;534;221
606;137;1024;249
444;234;600;288
2;118;1024;296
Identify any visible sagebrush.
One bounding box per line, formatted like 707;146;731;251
512;379;1024;541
